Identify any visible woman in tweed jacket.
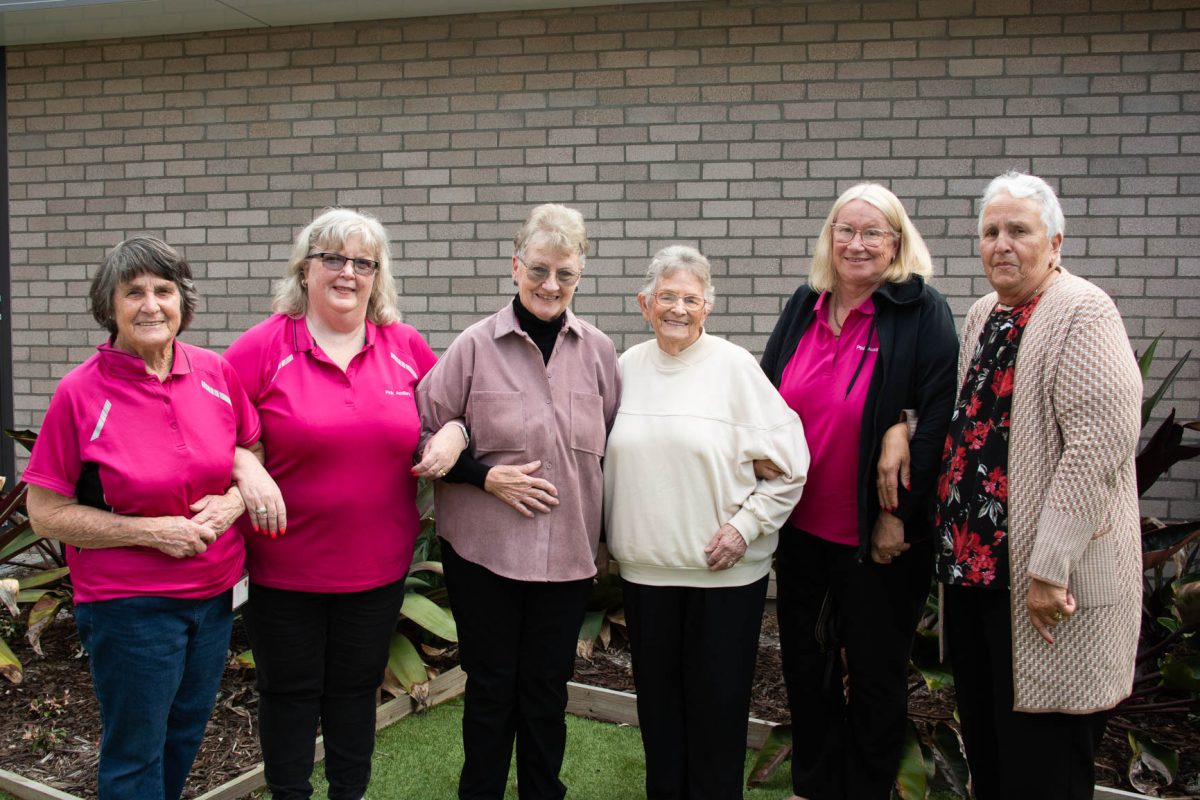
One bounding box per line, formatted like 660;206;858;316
884;172;1142;800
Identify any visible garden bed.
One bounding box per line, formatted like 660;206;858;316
0;610;1194;799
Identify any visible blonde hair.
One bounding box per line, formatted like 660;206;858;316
273;208;400;325
808;184;932;293
638;245;716;302
514;203;588;265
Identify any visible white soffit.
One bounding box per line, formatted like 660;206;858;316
0;0;680;46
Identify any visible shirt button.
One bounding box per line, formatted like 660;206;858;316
546;462;552;469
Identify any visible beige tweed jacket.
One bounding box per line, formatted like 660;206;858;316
955;268;1143;713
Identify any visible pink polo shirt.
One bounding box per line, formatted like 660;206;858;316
23;341;260;603
223;314;437;592
778;292;878;546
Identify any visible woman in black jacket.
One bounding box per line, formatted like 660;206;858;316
758;183;958;800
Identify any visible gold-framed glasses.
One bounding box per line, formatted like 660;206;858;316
830;224;897;248
652;292;709;312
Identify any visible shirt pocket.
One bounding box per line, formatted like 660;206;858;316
469;391;527;454
570;391;606;457
1069;526;1122;608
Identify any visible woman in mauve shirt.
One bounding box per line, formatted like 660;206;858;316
417;203;620;800
759;184;958;800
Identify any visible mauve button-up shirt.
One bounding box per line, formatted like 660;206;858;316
417;303;621;583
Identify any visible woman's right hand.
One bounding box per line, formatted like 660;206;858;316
484;461;560;518
151;517;219;559
876;421;911;511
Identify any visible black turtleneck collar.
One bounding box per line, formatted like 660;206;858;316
512;295;565;365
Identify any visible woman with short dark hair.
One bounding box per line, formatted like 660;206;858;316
25;236;271;800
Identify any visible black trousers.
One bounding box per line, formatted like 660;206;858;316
944;585;1108;800
622;576;768;800
441;539;592;800
243;578;407;800
775;525;932;800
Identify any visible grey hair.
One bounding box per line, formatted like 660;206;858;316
638;245;716;302
273;208;400;325
513;203;588;265
978;171;1066;243
89;236;199;335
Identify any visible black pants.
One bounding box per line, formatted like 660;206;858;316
775;525;932;800
623;576;768;800
944;585;1108;800
243;579;407;800
441;539;592;800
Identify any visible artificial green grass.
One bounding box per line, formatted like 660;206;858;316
279;696;796;799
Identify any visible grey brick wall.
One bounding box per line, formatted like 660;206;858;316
6;0;1199;518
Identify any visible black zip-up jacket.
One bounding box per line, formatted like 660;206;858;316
760;276;959;559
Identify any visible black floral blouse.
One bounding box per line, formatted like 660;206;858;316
933;294;1042;589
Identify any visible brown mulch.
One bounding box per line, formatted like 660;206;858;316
2;608;1197;798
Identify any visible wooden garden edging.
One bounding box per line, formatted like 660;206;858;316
0;667;468;800
0;670;1154;800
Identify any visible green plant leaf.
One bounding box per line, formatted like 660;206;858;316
1136;411;1200;498
409;560;444;577
387;632;429;693
25;591;66;656
404;575;433;592
577;609;604;643
746;725;792;788
1136;334;1161;381
1159;652;1200;692
233;649;255;669
0;634;22;684
0;522;39;563
1127;730;1179;795
1142;351;1192;429
894;719;932;799
929;722;970;798
400;592;458;642
17;566;70;589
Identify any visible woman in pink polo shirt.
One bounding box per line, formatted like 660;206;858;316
758;184;959;800
223;209;465;800
417;204;620;800
24;237;269;800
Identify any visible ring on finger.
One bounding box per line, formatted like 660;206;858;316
255;506;268;514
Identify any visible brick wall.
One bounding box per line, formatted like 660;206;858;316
6;0;1199;517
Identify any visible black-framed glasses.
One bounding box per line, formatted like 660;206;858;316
652;291;709;312
830;223;897;248
516;254;582;287
308;252;379;277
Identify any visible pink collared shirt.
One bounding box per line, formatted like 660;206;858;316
778;292;879;546
223;314;437;592
417;304;621;582
23;340;260;603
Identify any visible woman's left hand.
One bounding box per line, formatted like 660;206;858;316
704;524;747;571
190;488;246;538
870;511;910;564
412;423;469;480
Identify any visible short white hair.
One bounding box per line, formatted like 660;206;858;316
978;171;1065;242
638;245;716;302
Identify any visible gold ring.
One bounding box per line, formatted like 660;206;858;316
1053;611;1063;623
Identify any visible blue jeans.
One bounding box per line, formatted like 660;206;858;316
75;591;233;800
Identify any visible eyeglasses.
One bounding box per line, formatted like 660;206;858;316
308;252;379;277
652;292;709;312
830;224;897;248
516;254;582;287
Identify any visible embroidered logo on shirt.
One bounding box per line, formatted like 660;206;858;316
856;345;880;353
89;400;112;441
384;389;412;397
390;352;418;380
269;354;294;384
200;380;233;406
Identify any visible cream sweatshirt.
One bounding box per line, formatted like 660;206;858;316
603;333;809;588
